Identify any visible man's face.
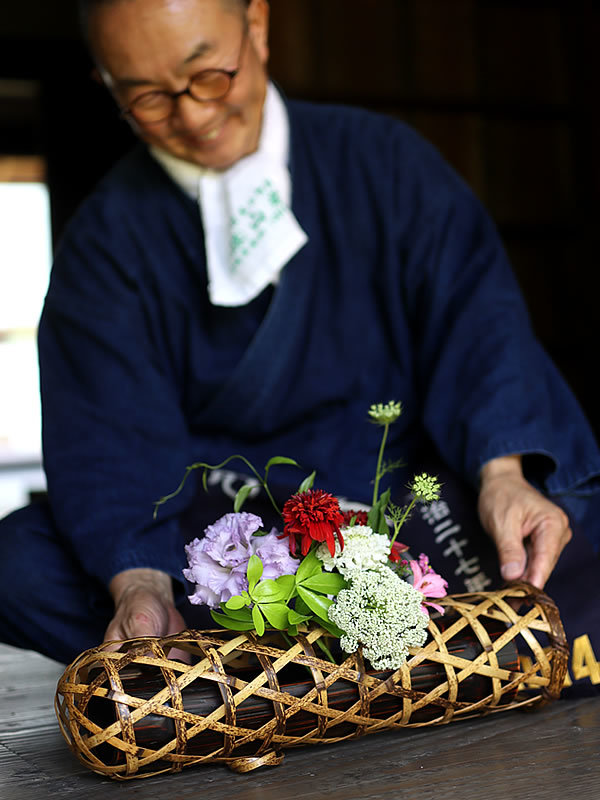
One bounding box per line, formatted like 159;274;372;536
90;0;269;170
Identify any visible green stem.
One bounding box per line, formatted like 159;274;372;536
389;496;417;545
260;464;283;517
153;454;282;519
372;423;390;506
280;631;314;678
315;636;337;664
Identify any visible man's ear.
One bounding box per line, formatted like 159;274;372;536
247;0;270;65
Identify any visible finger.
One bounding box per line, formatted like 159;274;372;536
479;498;528;582
126;608;166;637
493;524;528;582
164;608;191;663
165;646;191;664
522;521;572;590
103;607;165;648
102;640;123;652
103;618;125;646
522;549;553;590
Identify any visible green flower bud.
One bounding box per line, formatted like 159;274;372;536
368;401;403;426
410;473;442;503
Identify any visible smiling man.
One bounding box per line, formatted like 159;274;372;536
0;0;598;693
89;0;266;169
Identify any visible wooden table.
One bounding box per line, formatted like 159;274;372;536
1;642;598;800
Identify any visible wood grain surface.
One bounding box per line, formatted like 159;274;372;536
1;642;598;800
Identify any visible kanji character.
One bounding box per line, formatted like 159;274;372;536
454;555;481;576
420;500;450;524
463;572;493;592
435;523;462;543
443;537;469;559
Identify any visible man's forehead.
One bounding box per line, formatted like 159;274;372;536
88;0;246;44
86;0;245;23
90;0;244;79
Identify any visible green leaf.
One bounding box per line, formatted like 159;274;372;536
317;617;345;639
247;554;263;591
252;529;270;537
218;606;254;622
297;470;316;494
287;624;298;637
234;484;254;513
380;487;391;511
295;549;323;583
302;572;347;595
367;505;381;533
259;602;290;630
367;496;383;532
275;574;296;601
264;456;301;471
367;487;392;535
297;586;333;623
211;611;255;631
251;579;286;603
252;604;265;636
294;596;311;616
225;594;247;610
288;609;312;625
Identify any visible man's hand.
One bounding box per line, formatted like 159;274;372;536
104;568;188;658
478;455;572;589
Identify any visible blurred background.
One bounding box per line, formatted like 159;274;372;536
0;0;598;515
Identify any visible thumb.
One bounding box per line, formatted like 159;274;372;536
493;527;528;582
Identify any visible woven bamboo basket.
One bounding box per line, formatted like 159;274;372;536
55;581;568;779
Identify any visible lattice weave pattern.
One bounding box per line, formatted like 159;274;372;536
55;582;568;779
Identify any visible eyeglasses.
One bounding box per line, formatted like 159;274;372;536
121;27;248;124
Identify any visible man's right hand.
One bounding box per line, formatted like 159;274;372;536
104;567;189;660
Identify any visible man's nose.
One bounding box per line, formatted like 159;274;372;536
172;92;219;131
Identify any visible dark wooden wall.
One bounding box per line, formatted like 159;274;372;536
268;0;600;438
1;0;598;434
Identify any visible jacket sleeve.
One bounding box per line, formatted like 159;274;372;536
38;181;196;588
397;148;600;504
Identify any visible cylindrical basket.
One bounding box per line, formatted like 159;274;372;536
55;582;568;779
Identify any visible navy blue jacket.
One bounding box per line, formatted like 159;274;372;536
38;100;600;587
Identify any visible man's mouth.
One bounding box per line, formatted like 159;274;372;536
192;117;230;144
200;127;221;141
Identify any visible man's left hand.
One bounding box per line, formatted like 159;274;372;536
478;455;572;589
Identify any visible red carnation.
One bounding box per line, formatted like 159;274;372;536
341;509;369;527
282;489;345;557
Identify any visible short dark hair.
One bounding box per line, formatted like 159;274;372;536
78;0;251;42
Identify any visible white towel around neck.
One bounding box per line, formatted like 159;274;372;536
150;83;308;306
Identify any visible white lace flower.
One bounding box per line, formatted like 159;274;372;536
328;566;429;670
316;525;390;578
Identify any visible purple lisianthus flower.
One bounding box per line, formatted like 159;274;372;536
202;512;263;566
183;512;263;608
251;528;300;580
183;547;248;607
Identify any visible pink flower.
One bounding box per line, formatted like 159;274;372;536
409;554;448;617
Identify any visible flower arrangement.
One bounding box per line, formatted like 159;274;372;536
55;404;569;781
155;401;447;671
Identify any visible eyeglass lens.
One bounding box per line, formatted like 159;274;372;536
131;70;234;122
